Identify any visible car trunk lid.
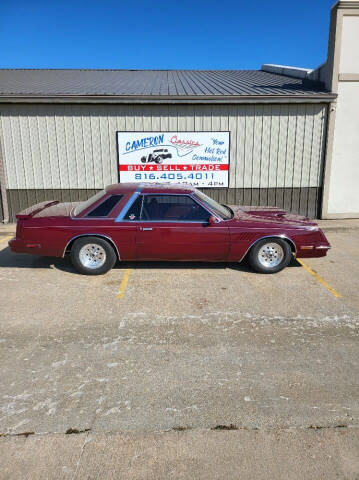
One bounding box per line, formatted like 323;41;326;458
16;201;79;219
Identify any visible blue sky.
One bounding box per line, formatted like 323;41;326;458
0;0;334;70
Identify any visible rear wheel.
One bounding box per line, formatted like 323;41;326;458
248;237;292;274
70;236;117;275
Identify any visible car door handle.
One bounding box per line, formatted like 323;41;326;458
141;227;153;231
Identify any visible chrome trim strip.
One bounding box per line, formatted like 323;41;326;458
115;188;141;222
115;220;208;224
316;245;331;249
62;233;120;259
70;217;119;221
238;234;297;263
117;193;217;224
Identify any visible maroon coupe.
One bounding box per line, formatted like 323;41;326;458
9;183;330;275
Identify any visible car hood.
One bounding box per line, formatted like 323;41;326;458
228;205;318;228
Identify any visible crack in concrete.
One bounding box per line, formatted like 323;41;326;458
176;423;356;432
0;423;357;439
210;423;352;431
72;430;90;480
211;424;240;431
66;428;91;435
0;431;34;438
172;426;192;431
308;424;348;430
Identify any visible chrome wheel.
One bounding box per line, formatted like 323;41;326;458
79;243;106;269
257;242;284;268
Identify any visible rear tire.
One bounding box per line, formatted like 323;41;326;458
70;236;117;275
248;237;292;274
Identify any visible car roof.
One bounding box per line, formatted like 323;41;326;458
105;183;196;195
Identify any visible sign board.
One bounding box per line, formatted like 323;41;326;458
117;131;229;188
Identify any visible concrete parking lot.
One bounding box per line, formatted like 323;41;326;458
0;222;359;479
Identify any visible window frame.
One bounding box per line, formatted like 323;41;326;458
84;194;124;218
72;193;125;220
71;190;107;218
116;192;217;223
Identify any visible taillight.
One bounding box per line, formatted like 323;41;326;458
16;220;23;239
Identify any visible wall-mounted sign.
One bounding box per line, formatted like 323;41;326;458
117;131;229;188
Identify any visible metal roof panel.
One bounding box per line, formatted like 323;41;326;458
0;69;332;98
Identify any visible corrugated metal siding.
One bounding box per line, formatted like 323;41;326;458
0;103;327;218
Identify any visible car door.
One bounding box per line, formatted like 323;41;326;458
131;194;230;261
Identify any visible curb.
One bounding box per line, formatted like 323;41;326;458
317;222;359;233
321;227;359;233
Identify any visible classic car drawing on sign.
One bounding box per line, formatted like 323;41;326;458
9;183;331;275
140;149;172;164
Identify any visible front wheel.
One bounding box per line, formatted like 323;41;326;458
247;238;292;274
70;236;117;275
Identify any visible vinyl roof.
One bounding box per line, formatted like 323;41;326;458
0;69;334;100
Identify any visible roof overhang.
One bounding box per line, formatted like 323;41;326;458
0;94;337;104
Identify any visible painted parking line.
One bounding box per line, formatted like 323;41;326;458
116;268;132;299
0;235;13;248
296;258;342;298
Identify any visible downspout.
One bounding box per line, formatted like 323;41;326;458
0;137;9;224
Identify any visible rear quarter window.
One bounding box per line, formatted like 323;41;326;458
87;195;123;217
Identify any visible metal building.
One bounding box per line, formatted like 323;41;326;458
0;69;335;221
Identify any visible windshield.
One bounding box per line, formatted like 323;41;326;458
193;190;233;220
73;190;106;216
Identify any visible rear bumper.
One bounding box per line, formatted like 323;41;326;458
9;238;43;254
9;238;26;253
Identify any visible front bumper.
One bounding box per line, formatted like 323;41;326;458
295;227;331;258
297;236;331;257
297;246;331;258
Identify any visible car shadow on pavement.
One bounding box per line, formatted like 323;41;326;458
116;254;300;273
107;257;299;274
0;247;301;275
0;247;69;271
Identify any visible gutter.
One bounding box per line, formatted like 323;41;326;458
0;94;337;104
0;137;9;224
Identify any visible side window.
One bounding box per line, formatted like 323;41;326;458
124;195;143;220
87;194;123;217
142;195;209;221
